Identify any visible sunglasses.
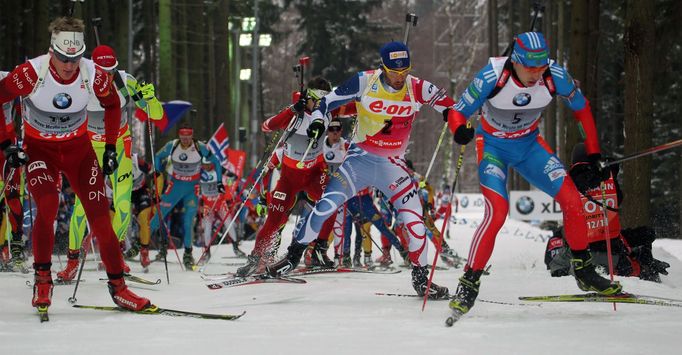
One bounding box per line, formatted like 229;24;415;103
521;64;548;74
307;89;329;101
53;50;82;64
382;64;411;76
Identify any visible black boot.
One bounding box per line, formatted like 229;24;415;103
267;241;307;277
571;249;622;295
449;269;483;314
236;254;260;277
411;265;449;300
183;248;196;270
310;240;334;268
352;249;362;268
9;238;28;273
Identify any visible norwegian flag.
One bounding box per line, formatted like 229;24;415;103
208;123;230;163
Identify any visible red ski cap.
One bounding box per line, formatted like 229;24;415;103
92;45;119;71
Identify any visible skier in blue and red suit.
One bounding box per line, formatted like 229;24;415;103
446;32;624;317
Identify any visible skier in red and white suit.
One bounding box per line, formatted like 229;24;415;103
235;77;339;277
0;17;150;313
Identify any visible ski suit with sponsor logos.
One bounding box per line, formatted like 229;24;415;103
68;70;138;250
0;55;126;275
448;57;600;270
150;139;221;249
251;99;334;258
0;71;24;246
199;168;236;246
295;69;456;266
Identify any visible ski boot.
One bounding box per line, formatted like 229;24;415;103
183;248;196;270
341;254;352;268
446;269;483;325
32;265;54;308
124;241;140;259
363;252;373;268
56;249;80;282
9;242;29;273
233;243;246;258
309;240;334;268
155;247;167;262
376;246;393;267
266;240;307;277
449;269;483;315
440;242;464;268
571;249;622;295
139;246;151;270
352;249;362;268
334;254;341;267
108;276;151;311
411;265;449;300
236;254;260;277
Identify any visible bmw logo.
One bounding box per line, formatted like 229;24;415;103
460;196;469;208
512;93;531;107
516;196;534;215
325;151;335;160
52;93;72;109
179;153;188;161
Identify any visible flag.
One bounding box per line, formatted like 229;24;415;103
208;123;230;163
225;149;246;179
134;100;192;134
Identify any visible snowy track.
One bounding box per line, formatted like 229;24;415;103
2;215;681;355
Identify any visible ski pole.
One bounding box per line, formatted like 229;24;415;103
67;232;93;304
599;181;617;311
600;138;682;168
196;127;286;264
403;13;418;44
145;108;184;281
422;121;470;311
296;131;319;169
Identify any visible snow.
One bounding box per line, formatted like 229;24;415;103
2;213;681;355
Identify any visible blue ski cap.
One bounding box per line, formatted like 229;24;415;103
380;41;410;70
511;32;549;67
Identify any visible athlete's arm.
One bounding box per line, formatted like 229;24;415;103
312;72;369;123
0;63;37;144
551;63;600;155
154;140;174;173
93;67;122;146
448;62;498;133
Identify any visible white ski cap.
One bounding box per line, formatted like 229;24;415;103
50;30;86;58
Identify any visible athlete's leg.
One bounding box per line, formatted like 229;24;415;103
515;137;588;251
109;135;134;242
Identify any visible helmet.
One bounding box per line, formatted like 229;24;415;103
510;32;549;67
380;41;410;70
91;45;118;71
50;30;86;62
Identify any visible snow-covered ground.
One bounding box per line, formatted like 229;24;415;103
2;213;681;355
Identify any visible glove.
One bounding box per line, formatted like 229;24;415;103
292;90;308;113
138;82;156;100
217;183;225;194
307;119;325;139
256;195;267;217
102;144;118;175
2;144;29;168
453;124;475;145
587;154;611;182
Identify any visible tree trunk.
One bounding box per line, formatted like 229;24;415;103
543;0;556;151
214;2;231;140
158;0;175;101
621;0;654;228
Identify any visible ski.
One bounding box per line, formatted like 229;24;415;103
375;292;540;307
519;292;682;308
204;274;306;290
37;305;49;323
99;273;161;285
73;304;245;320
288;266;401;277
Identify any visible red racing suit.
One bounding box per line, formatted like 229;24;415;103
0;54;125;275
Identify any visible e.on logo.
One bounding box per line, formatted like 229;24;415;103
368;101;412;116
